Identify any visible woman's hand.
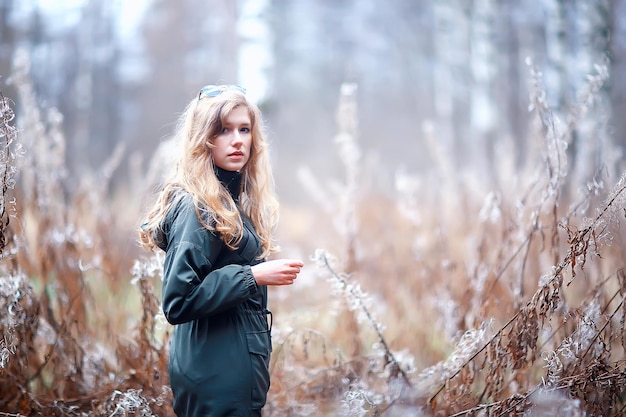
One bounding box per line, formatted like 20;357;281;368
251;259;303;286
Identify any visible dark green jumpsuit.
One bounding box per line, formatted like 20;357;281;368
158;171;271;417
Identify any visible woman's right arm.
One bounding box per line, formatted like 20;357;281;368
161;199;259;325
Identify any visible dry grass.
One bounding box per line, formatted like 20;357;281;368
1;51;625;416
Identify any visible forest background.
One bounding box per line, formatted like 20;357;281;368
1;0;626;416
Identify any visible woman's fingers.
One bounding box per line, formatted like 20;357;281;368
286;259;304;268
279;260;301;285
283;259;303;275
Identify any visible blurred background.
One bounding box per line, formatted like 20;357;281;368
2;0;625;206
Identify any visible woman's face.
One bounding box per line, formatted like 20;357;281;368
211;105;252;172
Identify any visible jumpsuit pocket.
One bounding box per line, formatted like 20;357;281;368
246;330;272;409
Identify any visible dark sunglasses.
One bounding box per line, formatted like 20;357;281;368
198;84;247;100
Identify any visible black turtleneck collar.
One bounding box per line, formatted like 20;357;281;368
214;166;242;201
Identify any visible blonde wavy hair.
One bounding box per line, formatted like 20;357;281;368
139;87;279;258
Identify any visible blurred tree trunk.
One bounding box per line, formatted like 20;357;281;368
431;0;456;172
502;1;529;170
469;0;498;189
608;0;626;167
0;0;42;112
544;0;569;113
570;0;611;188
71;0;121;178
0;0;16;93
427;0;465;204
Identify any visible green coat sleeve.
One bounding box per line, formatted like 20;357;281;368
161;197;259;325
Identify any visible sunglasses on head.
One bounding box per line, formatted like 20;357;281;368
198;85;247;100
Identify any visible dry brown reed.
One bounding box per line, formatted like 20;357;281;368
0;51;172;416
271;62;625;416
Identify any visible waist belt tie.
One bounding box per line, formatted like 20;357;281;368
264;309;273;332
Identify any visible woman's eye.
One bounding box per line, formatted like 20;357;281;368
220;127;229;134
240;127;250;133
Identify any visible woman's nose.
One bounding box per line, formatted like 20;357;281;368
231;131;243;145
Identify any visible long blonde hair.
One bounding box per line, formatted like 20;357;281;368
139;87;279;258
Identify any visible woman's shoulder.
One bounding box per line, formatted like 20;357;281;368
167;191;217;229
163;191;195;225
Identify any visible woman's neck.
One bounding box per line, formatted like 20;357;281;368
214;166;242;200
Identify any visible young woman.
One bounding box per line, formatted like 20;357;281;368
139;84;303;416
